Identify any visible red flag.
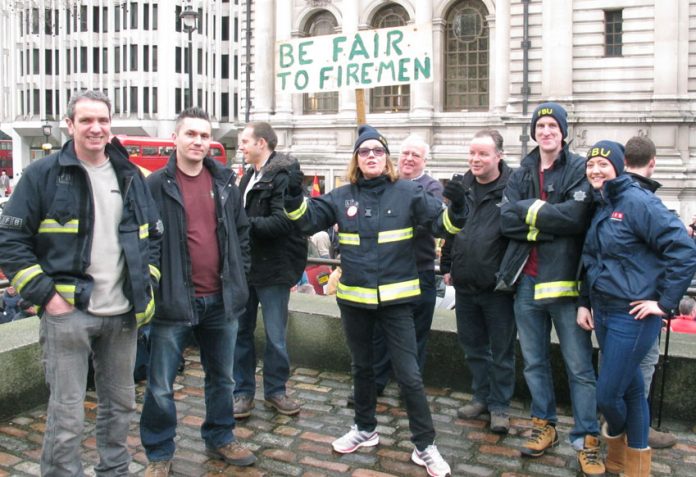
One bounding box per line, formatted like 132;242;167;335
237;165;244;177
311;175;321;197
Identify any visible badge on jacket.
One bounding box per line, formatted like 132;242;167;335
345;199;358;218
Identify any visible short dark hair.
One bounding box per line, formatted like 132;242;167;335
66;90;112;121
624;136;656;169
175;107;211;131
247;121;278;151
473;129;504;153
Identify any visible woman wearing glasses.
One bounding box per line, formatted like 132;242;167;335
577;140;696;477
284;125;463;477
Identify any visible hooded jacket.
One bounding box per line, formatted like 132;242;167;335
239;151;307;287
0;138;162;326
496;145;592;301
583;174;696;314
146;154;250;325
440;161;512;294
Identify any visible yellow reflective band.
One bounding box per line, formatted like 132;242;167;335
527;226;540;242
443;209;462;234
286;199;308;221
379;278;421;302
38;219;79;234
525;199;545;227
534;281;580;300
337;282;379;305
149;264;161;283
378;227;413;244
136;291;156;328
139;223;149;239
55;284;76;305
338;233;360;246
11;264;44;293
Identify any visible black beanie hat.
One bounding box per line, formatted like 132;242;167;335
530;102;568;141
586;140;625;175
354;125;390;155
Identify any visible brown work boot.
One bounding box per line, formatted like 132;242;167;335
648;427;676;449
144;460;172;477
206;441;257;466
601;422;625;474
577;434;605;476
521;417;559;457
624;446;651;477
233;394;255;419
265;394;301;416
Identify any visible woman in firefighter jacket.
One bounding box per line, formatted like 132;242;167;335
284;125;463;477
577;141;696;476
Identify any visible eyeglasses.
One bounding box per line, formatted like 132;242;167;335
357;147;387;158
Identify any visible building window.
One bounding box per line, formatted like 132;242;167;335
605;9;623;57
143;3;150;30
130;44;138;71
32;48;39;74
444;0;490;111
115;5;121;32
144;87;150;114
143;45;150;72
114;88;121;114
370;4;410;113
93;47;99;73
45;49;52;74
221;92;229;120
92;6;99;32
175;6;182;32
31;8;39;34
67;49;71;74
153;87;158;114
33;89;40;115
46;90;54;116
175;47;182;73
130;2;138;29
303;11;338;114
80;5;88;32
153;46;158;72
153;5;158;30
130;86;138;113
198;48;203;74
80;46;87;73
175;87;182;112
222;54;229;79
115;46;120;73
222;16;230;41
102;48;108;73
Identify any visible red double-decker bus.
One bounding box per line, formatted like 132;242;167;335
0;140;13;177
114;135;228;172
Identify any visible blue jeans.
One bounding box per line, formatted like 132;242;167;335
639;336;660;398
339;302;435;451
140;294;238;461
235;284;291;399
372;270;437;391
514;275;599;445
40;308;136;477
455;290;516;413
593;296;661;449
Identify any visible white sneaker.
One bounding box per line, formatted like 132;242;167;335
411;444;451;477
331;424;379;453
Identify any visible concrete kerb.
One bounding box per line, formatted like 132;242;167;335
2;293;696;422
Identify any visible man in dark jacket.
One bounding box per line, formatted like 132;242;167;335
140;108;255;475
624;135;677;449
0;90;162;476
234;121;308;418
498;102;603;476
440;129;516;434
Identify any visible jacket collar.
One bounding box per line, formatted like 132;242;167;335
163;151;234;185
462;159;512;191
520;143;571;171
57;138;136;175
627;172;661;193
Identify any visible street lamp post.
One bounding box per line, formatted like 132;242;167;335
41;121;52;157
179;4;199;109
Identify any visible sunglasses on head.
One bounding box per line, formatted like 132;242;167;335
357;147;387;158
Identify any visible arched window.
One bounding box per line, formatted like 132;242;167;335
370;3;410;112
444;1;489;111
303;11;338;114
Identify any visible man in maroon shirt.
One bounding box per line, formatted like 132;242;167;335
140;108;254;475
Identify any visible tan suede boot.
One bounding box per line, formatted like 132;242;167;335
624;446;651;477
601;422;625;474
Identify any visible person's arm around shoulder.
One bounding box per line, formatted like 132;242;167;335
247;167;295;239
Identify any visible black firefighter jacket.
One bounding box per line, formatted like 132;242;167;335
0;138;162;326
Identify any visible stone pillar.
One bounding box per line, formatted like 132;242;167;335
338;2;359;120
653;0;679;96
274;0;292;122
252;0;274;119
541;0;572;98
411;0;434;118
492;0;510;112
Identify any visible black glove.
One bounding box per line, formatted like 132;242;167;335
443;179;466;210
287;169;305;197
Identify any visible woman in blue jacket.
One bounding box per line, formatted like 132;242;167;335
577;140;696;477
285;125;463;477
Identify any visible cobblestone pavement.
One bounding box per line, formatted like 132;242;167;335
1;349;696;476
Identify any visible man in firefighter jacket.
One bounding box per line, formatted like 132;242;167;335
497;102;603;476
0;90;162;476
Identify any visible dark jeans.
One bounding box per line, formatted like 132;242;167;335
235;284;291;399
372;270;436;391
593;297;661;449
455;290;516;413
140;294;238;461
339;302;435;451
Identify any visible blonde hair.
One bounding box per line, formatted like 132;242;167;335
346;151;399;184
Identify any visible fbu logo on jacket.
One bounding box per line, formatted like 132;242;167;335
610;211;624;221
